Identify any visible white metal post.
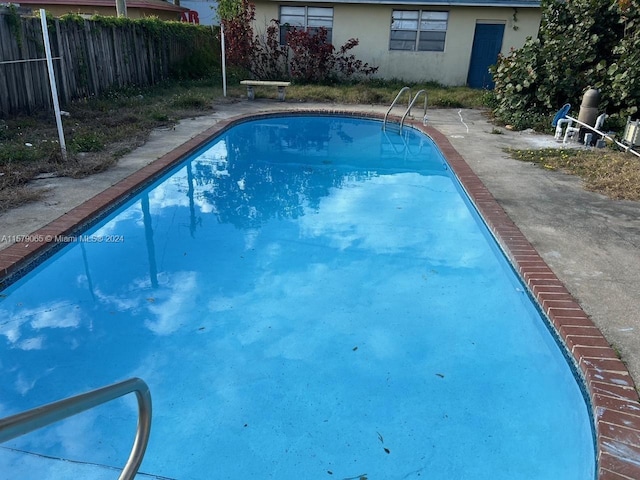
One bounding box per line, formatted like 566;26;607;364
39;9;67;161
116;0;128;18
221;22;227;97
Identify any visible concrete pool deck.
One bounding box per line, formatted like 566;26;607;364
1;100;639;479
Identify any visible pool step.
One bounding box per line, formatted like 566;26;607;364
384;121;402;133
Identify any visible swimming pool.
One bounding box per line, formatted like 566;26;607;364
0;115;595;479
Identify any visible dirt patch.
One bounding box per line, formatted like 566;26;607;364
0;184;48;213
0;84;216;213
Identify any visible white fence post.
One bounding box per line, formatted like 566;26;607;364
39;9;67;161
221;22;227;97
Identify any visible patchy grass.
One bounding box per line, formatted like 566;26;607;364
0;78;485;213
508;147;640;201
237;82;486;108
3;74;638;215
3;75;638;215
0;79;218;213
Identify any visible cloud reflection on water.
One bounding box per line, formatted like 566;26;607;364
0;117;594;480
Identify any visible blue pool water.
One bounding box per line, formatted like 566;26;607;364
0;116;594;479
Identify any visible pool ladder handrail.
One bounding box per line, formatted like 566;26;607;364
383;86;412;132
0;377;152;480
383;88;428;134
400;89;428;133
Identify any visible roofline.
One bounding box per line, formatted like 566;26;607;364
273;0;540;6
13;0;189;13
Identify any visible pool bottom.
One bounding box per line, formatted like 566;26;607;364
0;109;638;480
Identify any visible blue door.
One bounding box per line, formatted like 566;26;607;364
467;23;505;89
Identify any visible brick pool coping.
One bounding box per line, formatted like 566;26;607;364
1;109;639;479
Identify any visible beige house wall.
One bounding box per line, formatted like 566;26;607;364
252;2;540;85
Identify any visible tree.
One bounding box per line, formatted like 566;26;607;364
218;0;258;74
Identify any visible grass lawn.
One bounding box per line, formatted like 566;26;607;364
508;147;640;201
0;77;638;212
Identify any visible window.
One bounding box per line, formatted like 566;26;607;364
390;10;448;52
279;6;333;44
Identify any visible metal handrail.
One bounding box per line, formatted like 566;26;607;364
383;86;411;131
0;377;152;480
562;114;640;158
400;90;428;133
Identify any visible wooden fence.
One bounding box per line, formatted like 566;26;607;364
0;11;217;117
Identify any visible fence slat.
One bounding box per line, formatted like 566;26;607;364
0;14;22;115
0;16;14;115
0;12;218;117
53;18;70;104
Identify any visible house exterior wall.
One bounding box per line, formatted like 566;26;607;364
252;2;540;85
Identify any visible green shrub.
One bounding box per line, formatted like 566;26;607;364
222;0;377;83
491;0;629;130
608;2;640;117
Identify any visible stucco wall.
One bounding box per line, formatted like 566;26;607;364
252;2;540;85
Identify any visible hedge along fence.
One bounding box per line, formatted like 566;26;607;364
0;8;220;117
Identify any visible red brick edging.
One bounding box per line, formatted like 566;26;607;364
1;109;639;479
416;120;640;480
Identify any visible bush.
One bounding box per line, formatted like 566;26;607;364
221;0;377;83
608;1;640;117
491;0;633;130
286;28;377;83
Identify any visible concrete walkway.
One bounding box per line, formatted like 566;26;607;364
1;100;639;387
434;109;640;386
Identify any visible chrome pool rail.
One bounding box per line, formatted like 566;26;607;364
400;90;428;133
0;377;152;480
383;86;411;131
384;87;428;134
